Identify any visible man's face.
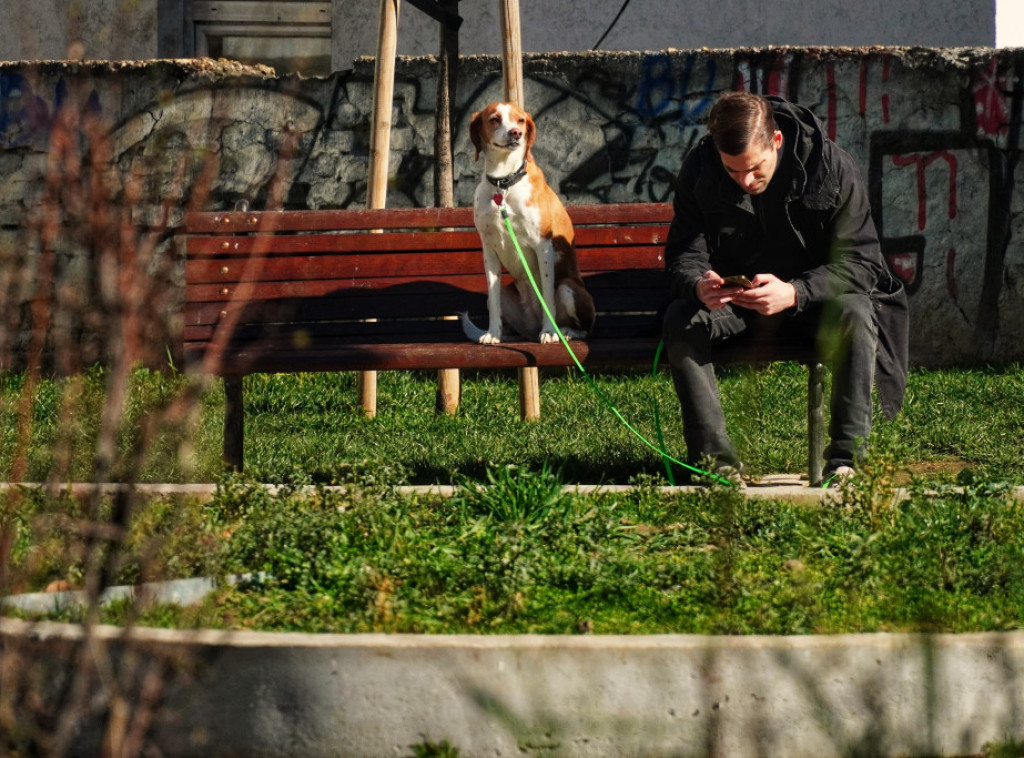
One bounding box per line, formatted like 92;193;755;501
719;130;783;194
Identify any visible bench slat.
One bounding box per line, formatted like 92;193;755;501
184;269;668;307
184;203;673;235
186;224;669;260
184;309;664;344
185;248;665;291
184;337;667;375
186;229;484;257
185;206;476;234
183;282;669;329
184;335;816;376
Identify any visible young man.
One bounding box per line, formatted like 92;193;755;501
662;91;908;484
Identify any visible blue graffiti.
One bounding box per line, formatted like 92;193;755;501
1;75;101;148
635;53;717;127
0;73;52;148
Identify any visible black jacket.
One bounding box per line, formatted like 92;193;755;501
664;97;909;418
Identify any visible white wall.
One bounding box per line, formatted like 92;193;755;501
335;0;995;68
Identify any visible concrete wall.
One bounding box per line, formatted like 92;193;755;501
0;1;995;68
0;47;1022;368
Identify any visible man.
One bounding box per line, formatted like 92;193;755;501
662;91;908;484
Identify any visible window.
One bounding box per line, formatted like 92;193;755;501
187;1;332;76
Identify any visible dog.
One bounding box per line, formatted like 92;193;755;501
462;102;595;345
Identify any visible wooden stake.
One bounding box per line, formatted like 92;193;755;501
361;0;401;418
499;0;537;419
435;0;461;415
499;0;524;108
368;0;399;210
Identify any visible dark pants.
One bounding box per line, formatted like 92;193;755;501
661;293;878;471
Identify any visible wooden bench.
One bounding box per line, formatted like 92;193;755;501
183;203;825;484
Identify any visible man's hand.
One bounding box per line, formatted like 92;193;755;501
730;273;797;315
695;271;738;310
696;271;796;315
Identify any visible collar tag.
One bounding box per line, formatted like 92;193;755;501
492;192;504;207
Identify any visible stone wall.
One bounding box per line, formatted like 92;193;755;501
0;48;1022;368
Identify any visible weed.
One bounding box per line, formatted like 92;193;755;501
410;739;461;758
451;463;574;526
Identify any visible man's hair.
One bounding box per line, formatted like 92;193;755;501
707;92;777;155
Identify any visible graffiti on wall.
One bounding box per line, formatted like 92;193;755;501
0;73;101;149
470;49;1022;363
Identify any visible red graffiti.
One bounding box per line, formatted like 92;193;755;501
735;52;791;96
890;151;959;231
858;56;892;125
973;57;1009;138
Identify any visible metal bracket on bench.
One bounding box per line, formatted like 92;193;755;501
224;376;244;471
807;363;825;486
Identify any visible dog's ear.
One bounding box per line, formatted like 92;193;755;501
469;109;484;161
523;112;537;161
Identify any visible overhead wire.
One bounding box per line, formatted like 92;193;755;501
591;0;633;50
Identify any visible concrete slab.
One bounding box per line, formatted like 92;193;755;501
2;618;1022;757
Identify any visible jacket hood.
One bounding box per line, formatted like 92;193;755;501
767;96;836;209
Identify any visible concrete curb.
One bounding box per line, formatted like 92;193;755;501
7;478;1023;506
2;618;1023;757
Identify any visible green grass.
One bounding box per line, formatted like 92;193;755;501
10;464;1023;637
3;362;1024;636
3;362;1021;485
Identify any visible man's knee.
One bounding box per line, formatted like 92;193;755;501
662;299;706;352
835;293;877;337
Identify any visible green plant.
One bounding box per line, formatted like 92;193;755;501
451;463;573;526
410;739;461;758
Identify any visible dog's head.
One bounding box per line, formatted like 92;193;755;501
469;102;536;162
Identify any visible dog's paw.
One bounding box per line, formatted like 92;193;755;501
539;331;559;344
478;332;502;345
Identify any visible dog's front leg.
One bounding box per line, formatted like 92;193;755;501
480;245;504;344
537;240;560;344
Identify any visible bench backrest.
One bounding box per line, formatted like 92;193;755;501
184;203;674;371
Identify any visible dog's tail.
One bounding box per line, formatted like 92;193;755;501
458;311;488;342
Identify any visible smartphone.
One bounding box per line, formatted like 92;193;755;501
720;274;754;289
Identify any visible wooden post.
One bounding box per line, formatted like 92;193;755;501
361;0;401;418
499;0;524;108
497;0;538;420
435;0;461;415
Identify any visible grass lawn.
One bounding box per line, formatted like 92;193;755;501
2;363;1023;636
2;362;1022;486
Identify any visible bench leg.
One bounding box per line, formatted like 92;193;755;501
518;367;540;420
807;362;825;486
436;368;461;414
358;370;377;418
224;376;244;472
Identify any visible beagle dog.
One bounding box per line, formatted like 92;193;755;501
462;102;595;345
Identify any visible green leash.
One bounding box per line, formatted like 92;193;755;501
499;205;732;487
